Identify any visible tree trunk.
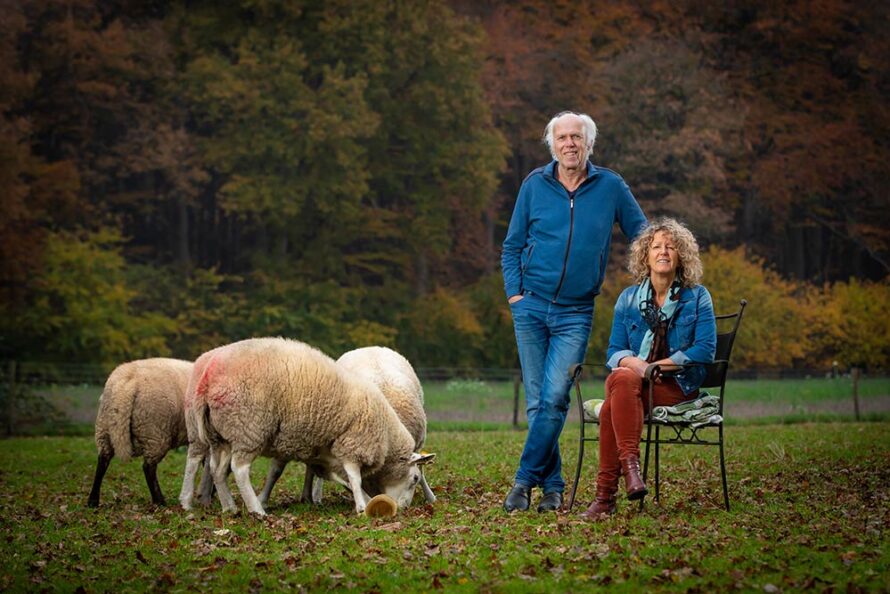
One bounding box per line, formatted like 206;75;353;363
414;251;429;297
483;205;496;275
175;193;191;273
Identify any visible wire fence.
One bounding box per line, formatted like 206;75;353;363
1;360;878;385
1;360;887;436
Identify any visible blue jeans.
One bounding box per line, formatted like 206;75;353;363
510;292;593;493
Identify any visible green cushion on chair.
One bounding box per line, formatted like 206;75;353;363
649;392;721;427
582;398;604;422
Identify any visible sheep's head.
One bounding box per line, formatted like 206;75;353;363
380;452;436;509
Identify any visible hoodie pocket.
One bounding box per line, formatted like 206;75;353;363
521;242;537;273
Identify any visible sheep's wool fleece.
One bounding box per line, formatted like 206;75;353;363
336;346;427;451
94;358;193;463
188;338;415;471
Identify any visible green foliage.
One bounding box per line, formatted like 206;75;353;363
3;230;175;363
292;0;507;288
702;246;814;369
703;246;890;370
463;273;518;368
128;264;249;359
818;278;890;370
181;23;376;223
399;288;486;368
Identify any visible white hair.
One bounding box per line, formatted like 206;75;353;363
542;111;598;160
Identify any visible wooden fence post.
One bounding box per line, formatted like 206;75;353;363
851;367;861;421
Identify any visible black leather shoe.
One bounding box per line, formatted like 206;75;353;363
537;491;563;513
503;484;531;512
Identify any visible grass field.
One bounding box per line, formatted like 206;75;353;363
1;422;888;592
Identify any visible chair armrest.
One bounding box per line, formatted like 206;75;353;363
568;362;610;380
569;363;584;381
644;360;726;380
569;363;610;425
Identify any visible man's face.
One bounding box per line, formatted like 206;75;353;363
553;116;587;171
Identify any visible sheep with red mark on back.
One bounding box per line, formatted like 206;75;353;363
180;337;434;516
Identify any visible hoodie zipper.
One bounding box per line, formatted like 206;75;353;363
552;194;574;302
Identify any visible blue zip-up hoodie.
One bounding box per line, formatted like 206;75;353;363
606;284;717;395
502;160;647;306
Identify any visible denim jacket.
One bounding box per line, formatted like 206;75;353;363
606;284;717;396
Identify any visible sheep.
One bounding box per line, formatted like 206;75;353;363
88;358;213;508
180;337;434;516
257;346;436;506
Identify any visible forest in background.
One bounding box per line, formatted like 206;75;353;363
1;0;888;372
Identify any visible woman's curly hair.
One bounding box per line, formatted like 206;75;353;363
628;217;703;287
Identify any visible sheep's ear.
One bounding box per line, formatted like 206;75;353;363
409;452;436;466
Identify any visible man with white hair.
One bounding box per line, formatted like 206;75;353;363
501;111;646;513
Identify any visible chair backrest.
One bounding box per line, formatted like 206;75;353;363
700;299;747;389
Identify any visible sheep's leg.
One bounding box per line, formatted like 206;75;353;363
212;446;238;513
87;452;112;508
311;474;324;504
298;464;314;503
196;458;215;507
258;458;288;507
342;461;369;514
178;443;205;510
143;461;166;506
300;466;325;504
419;469;436;504
329;470;369;501
230;451;264;516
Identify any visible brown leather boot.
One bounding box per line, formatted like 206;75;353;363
580;486;617;520
620;455;648;500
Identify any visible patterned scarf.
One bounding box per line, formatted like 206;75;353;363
636;278;681;362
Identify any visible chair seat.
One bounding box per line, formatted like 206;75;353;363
648;392;720;425
582;393;721;425
647;416;723;427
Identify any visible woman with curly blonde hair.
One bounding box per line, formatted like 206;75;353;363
582;218;716;520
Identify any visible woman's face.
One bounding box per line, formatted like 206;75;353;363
647;230;679;278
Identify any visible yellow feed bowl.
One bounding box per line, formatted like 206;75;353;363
364;494;398;518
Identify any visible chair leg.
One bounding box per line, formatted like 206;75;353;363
719;426;730;511
569;419;586;512
654;425;661;504
640;421;653;512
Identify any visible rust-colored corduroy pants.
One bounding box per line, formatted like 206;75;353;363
597;368;692;492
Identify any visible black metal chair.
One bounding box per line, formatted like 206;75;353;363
567;299;747;512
